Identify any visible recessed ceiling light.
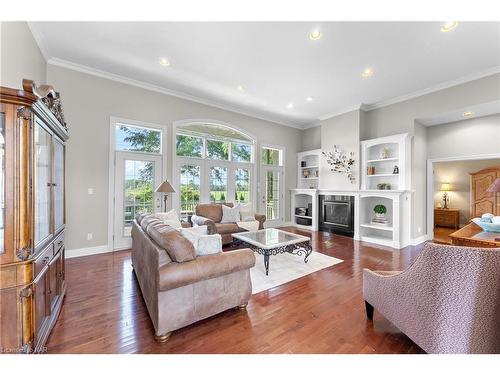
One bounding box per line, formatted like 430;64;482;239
306;96;314;102
309;30;322;41
441;21;458;32
361;68;374;78
287;103;294;109
237;85;244;92
463;111;474;117
159;57;170;67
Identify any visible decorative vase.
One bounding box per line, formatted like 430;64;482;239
380;147;390;159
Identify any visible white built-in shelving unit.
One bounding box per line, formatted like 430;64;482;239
289;149;321;231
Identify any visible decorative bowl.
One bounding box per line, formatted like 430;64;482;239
471;218;500;233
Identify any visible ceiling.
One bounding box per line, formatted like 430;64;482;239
29;22;500;128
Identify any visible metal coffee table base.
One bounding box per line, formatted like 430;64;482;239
234;240;313;275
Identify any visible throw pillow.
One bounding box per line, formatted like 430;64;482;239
154;209;182;229
221;203;241;223
239;202;255;222
180;227;222;256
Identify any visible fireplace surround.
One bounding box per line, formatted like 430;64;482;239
319;195;355;237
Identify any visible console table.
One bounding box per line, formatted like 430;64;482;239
434;208;460;229
449;222;500;248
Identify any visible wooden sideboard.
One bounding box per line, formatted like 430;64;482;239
470;167;500;218
0;79;69;353
434;208;460;229
450;222;500;248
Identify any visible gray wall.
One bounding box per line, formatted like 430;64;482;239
46;64;302;252
433;158;500;224
427;114;500;159
319;109;360;191
301;126;321;151
1;22;46;89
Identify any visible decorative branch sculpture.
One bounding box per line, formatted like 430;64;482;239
322;146;356;184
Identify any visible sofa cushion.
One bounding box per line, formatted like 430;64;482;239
147;223;196;263
140;216;162;231
215;223;246;235
195;203;233;223
158;248;256;291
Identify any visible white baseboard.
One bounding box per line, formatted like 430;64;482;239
65;245;110;259
411;234;431;246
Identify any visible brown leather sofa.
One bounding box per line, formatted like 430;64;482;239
131;213;256;342
191;203;266;245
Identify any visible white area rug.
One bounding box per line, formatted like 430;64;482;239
250;251;343;294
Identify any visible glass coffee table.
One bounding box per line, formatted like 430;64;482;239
232;228;313;275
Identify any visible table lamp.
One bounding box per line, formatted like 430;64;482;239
441;183;452;209
155;180;176;212
486;178;500;241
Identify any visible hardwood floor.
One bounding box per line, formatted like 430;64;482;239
46;228;426;354
433;227;456;244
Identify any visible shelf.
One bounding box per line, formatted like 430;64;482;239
300;177;318;180
360;223;394;232
301;165;319;169
295;214;312;219
367;157;399;163
367;174;399;177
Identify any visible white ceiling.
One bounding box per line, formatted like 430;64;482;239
29;22;500;128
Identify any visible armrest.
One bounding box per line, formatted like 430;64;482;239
254;213;266;229
191;214;216;234
158;248;256;291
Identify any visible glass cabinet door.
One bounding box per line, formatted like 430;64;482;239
53;138;65;232
34;121;51;246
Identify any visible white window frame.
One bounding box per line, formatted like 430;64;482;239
172;119;257;213
108;116;168;251
259;143;286;226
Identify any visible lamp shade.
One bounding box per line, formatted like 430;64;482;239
441;183;452;192
486;178;500;193
155;180;176;193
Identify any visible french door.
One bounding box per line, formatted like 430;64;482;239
260;166;284;226
113;151;162;250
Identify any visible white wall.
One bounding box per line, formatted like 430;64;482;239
0;22;46;89
319;109;360;191
46;64;302;252
301;126;321;151
427;114;500;160
433;158;500;224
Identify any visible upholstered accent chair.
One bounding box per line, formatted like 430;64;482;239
363;242;500;354
132;213;256;342
191;203;266;245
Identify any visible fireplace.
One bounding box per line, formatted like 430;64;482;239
319;195;354;237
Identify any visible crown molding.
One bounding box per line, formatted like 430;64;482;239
301;67;500;128
363;66;500;111
46;57;308;130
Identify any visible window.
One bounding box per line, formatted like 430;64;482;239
262;147;282;166
265;170;281;220
235;168;250;203
179;165;201;219
123;160;154;235
210;166;228;203
176;134;203;157
116;124;161;153
232;143;252;162
206;139;229;160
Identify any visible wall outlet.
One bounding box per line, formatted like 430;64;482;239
88;188;94;195
87;233;93;240
417;227;422;234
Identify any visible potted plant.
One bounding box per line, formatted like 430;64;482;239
373;204;387;219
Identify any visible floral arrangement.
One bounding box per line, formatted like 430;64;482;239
322;146;356;183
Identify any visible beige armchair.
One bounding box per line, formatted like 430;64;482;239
363;242;500;354
191;203;266;245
